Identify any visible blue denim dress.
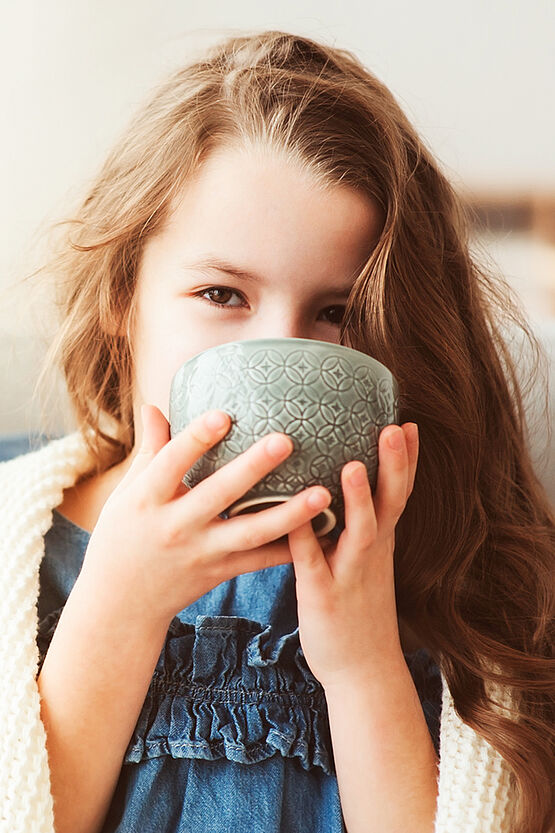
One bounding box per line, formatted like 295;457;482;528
37;509;442;833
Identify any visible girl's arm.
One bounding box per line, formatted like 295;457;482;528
36;405;327;833
37;570;172;833
287;422;440;832
324;657;439;833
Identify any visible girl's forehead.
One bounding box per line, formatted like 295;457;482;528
134;148;382;295
167;145;380;222
161;164;381;261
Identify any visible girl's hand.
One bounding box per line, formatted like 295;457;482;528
78;404;331;629
287;423;419;691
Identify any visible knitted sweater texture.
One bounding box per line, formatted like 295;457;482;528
0;431;515;833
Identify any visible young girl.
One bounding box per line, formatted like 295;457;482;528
0;29;553;833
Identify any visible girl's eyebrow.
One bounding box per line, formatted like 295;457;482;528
184;255;354;297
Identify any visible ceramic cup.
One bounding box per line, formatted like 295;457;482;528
169;337;399;538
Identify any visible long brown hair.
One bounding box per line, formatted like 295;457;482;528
25;30;554;832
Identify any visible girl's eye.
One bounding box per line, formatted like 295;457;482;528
194;286;346;326
322;305;346;326
196;286;246;308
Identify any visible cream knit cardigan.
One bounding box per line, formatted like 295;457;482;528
0;431;515;833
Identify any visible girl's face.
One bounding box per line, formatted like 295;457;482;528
130;145;382;441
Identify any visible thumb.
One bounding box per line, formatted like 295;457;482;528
114;403;170;492
138;403;171;454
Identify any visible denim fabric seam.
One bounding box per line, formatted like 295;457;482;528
149;676;327;705
141;732;304;755
192;622;264;633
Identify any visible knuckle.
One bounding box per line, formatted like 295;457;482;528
186;549;205;574
160;517;185;548
359;528;377;549
241;521;267;551
298;489;319;514
244;451;266;481
239;440;271;481
185;411;229;448
187;421;216;449
132;489;151;517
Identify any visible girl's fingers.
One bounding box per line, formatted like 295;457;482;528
131;408;417;560
340;459;377;552
288;520;331;583
140;404;172;455
174;428;319;527
217;537;295;582
144;409;232;504
113;404;171;493
372;425;410;536
145;410;294;512
402;423;419;501
206;485;331;556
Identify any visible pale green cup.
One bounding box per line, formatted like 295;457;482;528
169;337;399;538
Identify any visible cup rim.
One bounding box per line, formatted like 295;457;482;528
171;337;395;382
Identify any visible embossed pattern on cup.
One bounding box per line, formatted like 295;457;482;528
169;338;399;537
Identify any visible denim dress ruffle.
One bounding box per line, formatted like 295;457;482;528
37;509;442;833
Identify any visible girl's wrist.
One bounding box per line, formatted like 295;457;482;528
74;564;175;641
321;646;408;700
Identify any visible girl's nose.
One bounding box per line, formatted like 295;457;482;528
247;316;307;342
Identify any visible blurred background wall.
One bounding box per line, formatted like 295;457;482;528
1;0;553;498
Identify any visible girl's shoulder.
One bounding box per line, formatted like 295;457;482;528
0;432;96;515
0;431;84;468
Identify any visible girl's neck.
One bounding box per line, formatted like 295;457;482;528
56;456;133;534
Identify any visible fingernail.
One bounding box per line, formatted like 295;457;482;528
407;423;419;443
205;411;228;430
308;489;330;509
348;463;367;487
266;434;293;458
387;427;404;451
